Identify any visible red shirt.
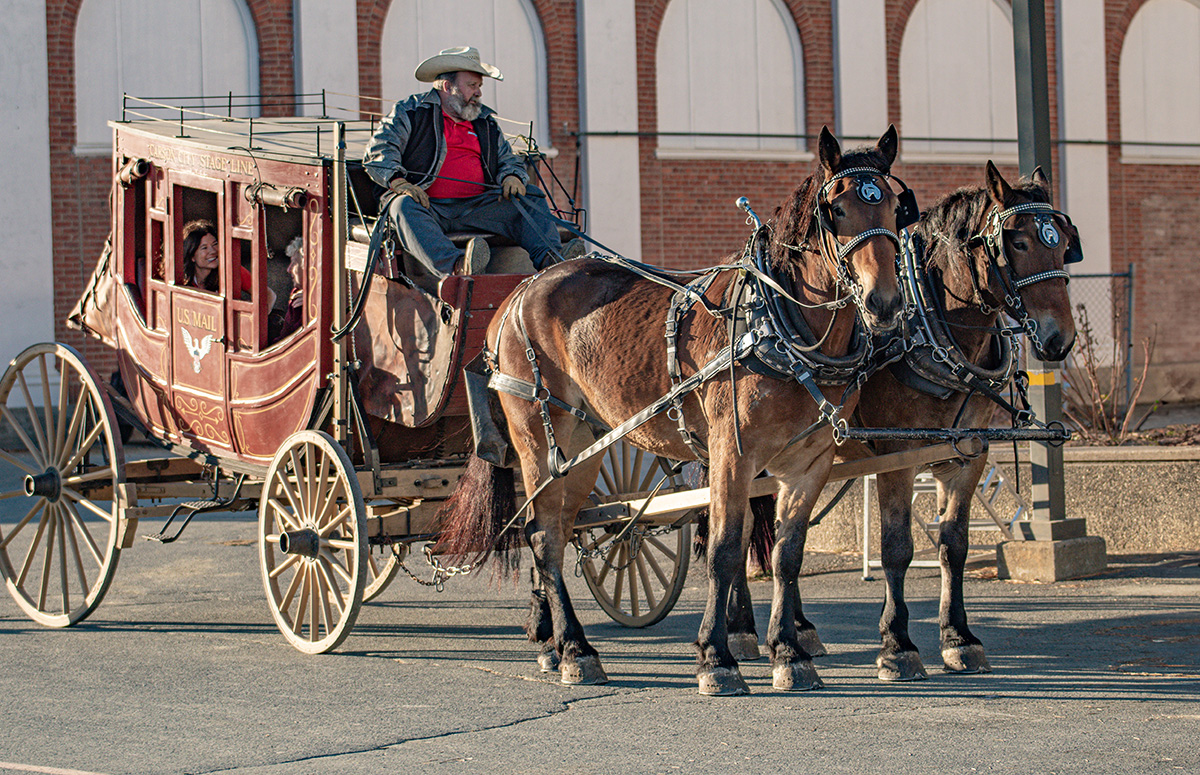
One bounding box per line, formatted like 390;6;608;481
426;113;486;198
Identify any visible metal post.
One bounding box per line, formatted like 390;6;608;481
1012;0;1066;525
1000;1;1106;578
1125;263;1134;408
331;122;349;445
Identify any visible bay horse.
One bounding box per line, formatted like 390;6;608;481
853;161;1077;680
724;161;1079;680
438;127;909;695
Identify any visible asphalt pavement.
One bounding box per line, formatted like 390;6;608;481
2;503;1198;775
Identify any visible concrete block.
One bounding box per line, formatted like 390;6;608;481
997;535;1108;582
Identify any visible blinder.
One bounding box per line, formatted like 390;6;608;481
815;167;920;235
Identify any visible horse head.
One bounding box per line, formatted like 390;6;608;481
811;126;909;332
976;161;1078;361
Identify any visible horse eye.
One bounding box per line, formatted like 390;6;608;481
832;205;846;218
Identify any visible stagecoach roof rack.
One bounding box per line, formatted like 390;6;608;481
115;92;546;163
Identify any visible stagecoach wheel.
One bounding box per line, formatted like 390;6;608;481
258;431;367;654
362;545;402;602
577;442;691;628
0;343;125;627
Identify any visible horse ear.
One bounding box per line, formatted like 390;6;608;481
1031;165;1051;188
818;126;841;175
877;124;899;169
985;160;1014;207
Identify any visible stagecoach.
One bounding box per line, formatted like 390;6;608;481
0;95;1059;660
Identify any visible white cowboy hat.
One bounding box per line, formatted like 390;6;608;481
414;46;504;83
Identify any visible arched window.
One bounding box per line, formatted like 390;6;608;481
899;0;1017;160
381;0;550;150
74;0;258;154
656;0;805;158
1120;0;1200;161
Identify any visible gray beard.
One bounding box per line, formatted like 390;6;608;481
446;91;482;121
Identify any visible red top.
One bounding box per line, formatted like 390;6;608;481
426;113;486;198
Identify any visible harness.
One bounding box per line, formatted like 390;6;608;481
483;168;909;478
889;198;1080;424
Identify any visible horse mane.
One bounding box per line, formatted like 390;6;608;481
914;174;1052;293
766;144;896;280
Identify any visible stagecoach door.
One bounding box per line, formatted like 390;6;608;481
168;174;232;452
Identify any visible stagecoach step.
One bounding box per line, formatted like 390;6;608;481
142;474;247;544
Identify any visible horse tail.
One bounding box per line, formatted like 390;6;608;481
689;462;777;575
434;453;522;574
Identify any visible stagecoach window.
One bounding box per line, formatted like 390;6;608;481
1120;0;1200;162
899;0;1018;163
655;0;805;159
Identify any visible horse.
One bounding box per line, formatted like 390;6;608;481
723;160;1079;680
437;126;911;695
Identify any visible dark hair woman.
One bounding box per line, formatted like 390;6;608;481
181;219;221;291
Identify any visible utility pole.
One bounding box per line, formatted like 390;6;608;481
999;0;1106;580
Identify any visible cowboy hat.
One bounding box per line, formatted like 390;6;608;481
414;46;504;83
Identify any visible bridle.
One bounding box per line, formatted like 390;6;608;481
796;166;919;318
971;201;1081;352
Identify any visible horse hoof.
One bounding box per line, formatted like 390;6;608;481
538;649;560;673
772;661;823;692
561;655;608;685
697;667;750;696
728;633;761;661
797;627;829;658
942;644;992;674
877;651;928;682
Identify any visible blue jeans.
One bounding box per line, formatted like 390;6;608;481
387;184;562;276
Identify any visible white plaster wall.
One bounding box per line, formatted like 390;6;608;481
380;0;548;148
0;5;55;372
834;0;888;143
1058;0;1112;276
578;0;642;259
295;0;360;118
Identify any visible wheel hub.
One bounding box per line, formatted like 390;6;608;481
279;528;321;558
24;468;62;502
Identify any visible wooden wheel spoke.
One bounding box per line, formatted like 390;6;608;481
17;371;51;462
39;355;56;462
308;570;320;640
63;467;118;487
645;534;677;561
286;449;306;517
314;558;345;618
598;462;617;496
626;547;640;617
635;552;657;609
610;543;626;607
268;497;303;532
63;502;91;598
642;543;671;588
310;451;335;525
16;505;52;587
318;504;352;538
56;391;89;471
54;357;70;466
37;507;58;611
0;500;44;550
284;565;308;632
57;506;71;614
58;421;105;478
1;406;46;468
0;488;26;501
0;448;40;477
62;500;104;567
319;547;353;585
268;552;301;579
303;446;318;523
60;488;115;523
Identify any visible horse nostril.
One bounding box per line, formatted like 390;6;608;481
866;289;901;322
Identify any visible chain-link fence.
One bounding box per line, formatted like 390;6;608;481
1062;266;1135;420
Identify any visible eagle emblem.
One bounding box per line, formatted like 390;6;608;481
181;328;215;373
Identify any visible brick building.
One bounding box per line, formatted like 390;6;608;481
4;0;1198;400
